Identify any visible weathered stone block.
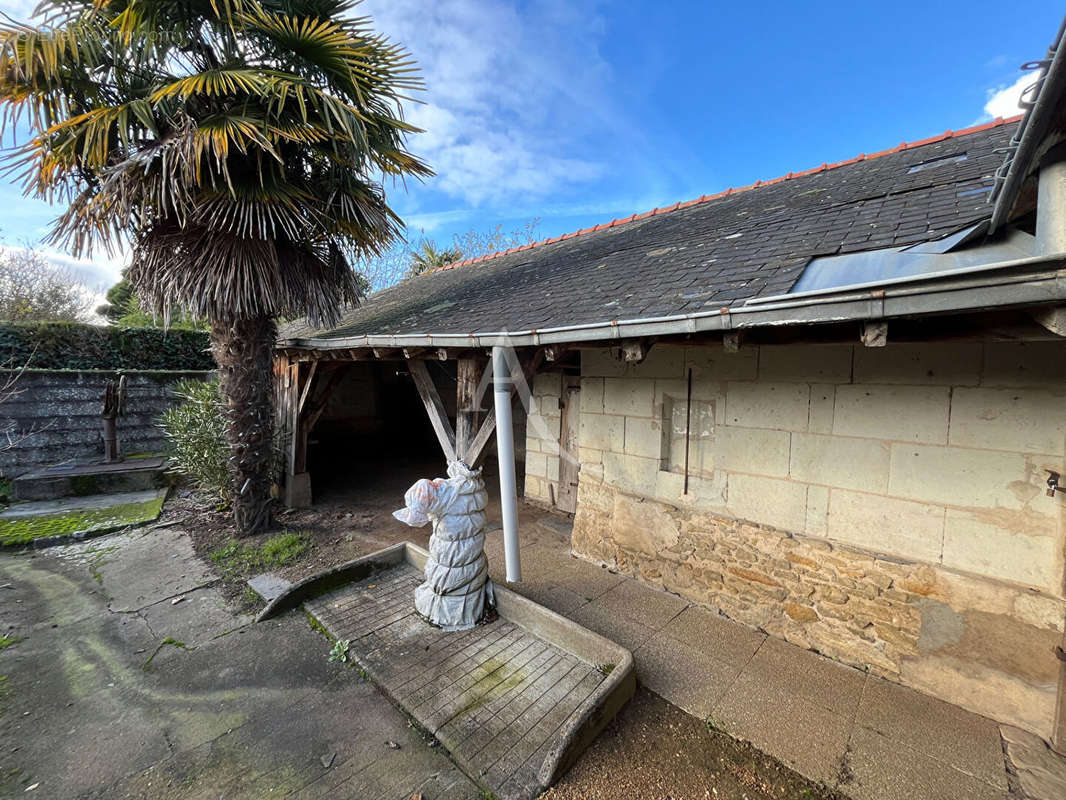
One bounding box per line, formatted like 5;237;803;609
942;510;1061;591
525;451;547;478
808;384;835;434
579;377;604;414
887;443;1036;510
623;415;662;459
603;377;655;418
949;387;1066;455
611;491;679;555
601;450;659;494
578;412;624;452
982;341;1066;388
758;344;853;383
726;473;808;532
790;432;891;493
833;384;950;444
724;381;810;431
853;342;982;386
827;489;944;563
683;345;758;381
533;371;562;397
714;425;791;478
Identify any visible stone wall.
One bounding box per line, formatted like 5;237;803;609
525;372;563;504
0;369;212;477
564;341;1066;739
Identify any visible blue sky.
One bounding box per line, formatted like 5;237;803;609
0;0;1060;294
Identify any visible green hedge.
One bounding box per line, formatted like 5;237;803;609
0;322;215;371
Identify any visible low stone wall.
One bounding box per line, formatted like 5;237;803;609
554;340;1066;740
0;369;212;477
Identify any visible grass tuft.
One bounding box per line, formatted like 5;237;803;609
209;532;310;577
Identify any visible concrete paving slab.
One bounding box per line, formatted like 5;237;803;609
247;571;293;602
1001;724;1066;800
570;601;659;653
858;675;1007;789
513;581;590;615
634;631;743;719
711;663;851;784
139;584;253;647
844;727;1007;800
659;604;766;668
0;530;480;800
535;515;575;540
742;636;867;717
0;489;162;518
99;529;216;612
592;576;689;628
0;488;167;548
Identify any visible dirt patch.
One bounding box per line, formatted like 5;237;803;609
160;477;433;614
541;689;844;800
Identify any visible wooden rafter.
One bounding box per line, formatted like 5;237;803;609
465;348;545;467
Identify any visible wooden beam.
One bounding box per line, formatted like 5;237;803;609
407;359;456;462
455;359;479;462
723;332;741;353
465;348;546;467
296;361;318;417
305;366;346;431
466;407;497;467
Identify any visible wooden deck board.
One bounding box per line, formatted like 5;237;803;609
303;562;608;800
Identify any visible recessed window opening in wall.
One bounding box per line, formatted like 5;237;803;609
660;395;715;478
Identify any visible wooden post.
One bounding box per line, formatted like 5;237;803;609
407;359;457;462
456;359;479;463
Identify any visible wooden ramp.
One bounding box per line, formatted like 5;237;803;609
261;543;634;800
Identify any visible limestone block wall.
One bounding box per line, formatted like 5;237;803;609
569;341;1066;738
0;369;212;477
524;372;562;504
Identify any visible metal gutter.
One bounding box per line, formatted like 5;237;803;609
276;253;1066;351
989;14;1066;233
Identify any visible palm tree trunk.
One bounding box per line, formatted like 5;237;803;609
209;314;277;536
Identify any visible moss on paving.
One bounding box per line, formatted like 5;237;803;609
0;495;165;546
0;635;22;651
209;532;310;578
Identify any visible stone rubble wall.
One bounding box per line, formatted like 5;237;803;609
0;369;212;477
557;341;1066;740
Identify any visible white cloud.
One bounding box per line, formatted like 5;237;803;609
361;0;614;207
983;70;1041;120
3;243;126;292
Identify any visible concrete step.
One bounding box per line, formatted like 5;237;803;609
13;457;168;501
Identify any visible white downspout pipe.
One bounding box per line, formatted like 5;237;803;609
492;346;521;582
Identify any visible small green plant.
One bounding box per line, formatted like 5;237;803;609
159;378;230;501
209;532;310;577
141;636;188;670
328;639;351;663
0;478;11;508
0;635;22;651
596;662;616;676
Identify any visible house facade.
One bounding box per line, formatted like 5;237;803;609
525;339;1064;739
275;16;1066;752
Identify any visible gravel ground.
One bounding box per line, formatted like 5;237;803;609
542;689;844;800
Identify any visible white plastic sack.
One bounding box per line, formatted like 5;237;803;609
393;461;494;631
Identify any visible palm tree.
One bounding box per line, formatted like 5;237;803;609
0;0;431;534
407;238;463;277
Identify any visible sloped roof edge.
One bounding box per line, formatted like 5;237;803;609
431;115;1022;275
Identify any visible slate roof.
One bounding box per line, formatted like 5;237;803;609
282;117;1021;343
